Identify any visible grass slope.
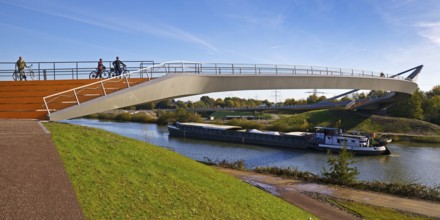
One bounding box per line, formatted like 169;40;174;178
45;122;314;219
275;110;440;136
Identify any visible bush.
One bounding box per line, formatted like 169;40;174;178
115;112;132;121
254;166;317;181
321;147;359;185
97;112;118;120
131;112;156;123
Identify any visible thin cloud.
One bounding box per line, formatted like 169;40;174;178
1;0;219;53
416;22;440;46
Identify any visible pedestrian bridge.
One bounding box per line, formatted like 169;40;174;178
40;62;422;121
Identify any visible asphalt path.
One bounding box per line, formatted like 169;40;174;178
0;120;84;219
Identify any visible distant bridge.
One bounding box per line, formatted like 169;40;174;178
40;62;422;121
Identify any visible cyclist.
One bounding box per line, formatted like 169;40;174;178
15;56;28;81
96;58;105;79
112;56;126;76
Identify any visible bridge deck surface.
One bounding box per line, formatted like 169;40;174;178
0;119;84;219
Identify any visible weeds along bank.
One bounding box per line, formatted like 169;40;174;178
211;160;440;203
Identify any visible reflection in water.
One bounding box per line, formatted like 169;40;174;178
65;118;440;187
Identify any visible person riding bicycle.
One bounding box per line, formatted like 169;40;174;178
15;56;28;81
112;56;126;76
96;58;105;79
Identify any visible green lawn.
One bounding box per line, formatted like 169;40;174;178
45;122;315;219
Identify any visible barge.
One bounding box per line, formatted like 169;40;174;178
168;122;390;156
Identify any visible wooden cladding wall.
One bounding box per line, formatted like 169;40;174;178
0;78;149;119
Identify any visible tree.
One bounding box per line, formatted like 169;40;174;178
367;90;387;98
215;98;224;107
200;96;215;107
176;100;188;109
284;98;297;106
155;99;175;109
423;95;440;124
426;85;440;98
321;147;359;185
408;89;424;120
306;94;319;104
388;89;424;120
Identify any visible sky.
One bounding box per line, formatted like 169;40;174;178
1;0;439;102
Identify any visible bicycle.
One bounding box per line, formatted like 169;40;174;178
89;67;110;79
110;66;130;78
13;64;35;81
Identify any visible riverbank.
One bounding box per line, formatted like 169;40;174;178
52;119;440;219
218;168;440;219
85;109;440;144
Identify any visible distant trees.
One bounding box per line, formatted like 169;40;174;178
130;85;440;126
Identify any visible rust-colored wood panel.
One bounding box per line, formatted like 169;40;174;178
0;77;152;119
0;111;48;120
0;103;46;111
0;97;43;104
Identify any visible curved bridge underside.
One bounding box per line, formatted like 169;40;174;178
48;70;420;121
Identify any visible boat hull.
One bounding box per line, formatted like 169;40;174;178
317;144;390;156
168;125;310;149
168;123;390;156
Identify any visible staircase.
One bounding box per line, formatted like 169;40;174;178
0;78;149;120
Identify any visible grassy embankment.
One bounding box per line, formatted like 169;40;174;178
45;122;315;219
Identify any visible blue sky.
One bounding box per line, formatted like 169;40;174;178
1;0;439;101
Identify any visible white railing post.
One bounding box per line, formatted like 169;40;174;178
73;90;80;105
101;81;107;96
44;97;50;115
125;77;130;88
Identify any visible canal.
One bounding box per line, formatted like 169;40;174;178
65;118;440;187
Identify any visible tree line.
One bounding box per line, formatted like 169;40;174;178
130;85;440;126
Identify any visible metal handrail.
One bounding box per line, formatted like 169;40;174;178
0;60;156;80
42;61;413;116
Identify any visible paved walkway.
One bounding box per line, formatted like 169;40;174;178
0;120;84;219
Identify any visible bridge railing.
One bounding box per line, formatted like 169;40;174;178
0;60;156;80
138;62;409;80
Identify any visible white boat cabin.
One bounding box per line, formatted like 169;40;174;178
314;127;370;148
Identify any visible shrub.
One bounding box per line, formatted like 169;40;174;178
131;112;156;123
321;147;359;185
115;112;132;121
97;112;118;120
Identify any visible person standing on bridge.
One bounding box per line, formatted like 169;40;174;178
15;56;28;81
96;58;105;79
112;56;126;76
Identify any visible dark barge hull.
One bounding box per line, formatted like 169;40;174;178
317;146;390;156
168;125;310;149
168;123;390;156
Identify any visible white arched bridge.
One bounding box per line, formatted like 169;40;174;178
43;62;423;121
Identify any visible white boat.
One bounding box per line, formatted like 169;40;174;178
313;127;390;156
